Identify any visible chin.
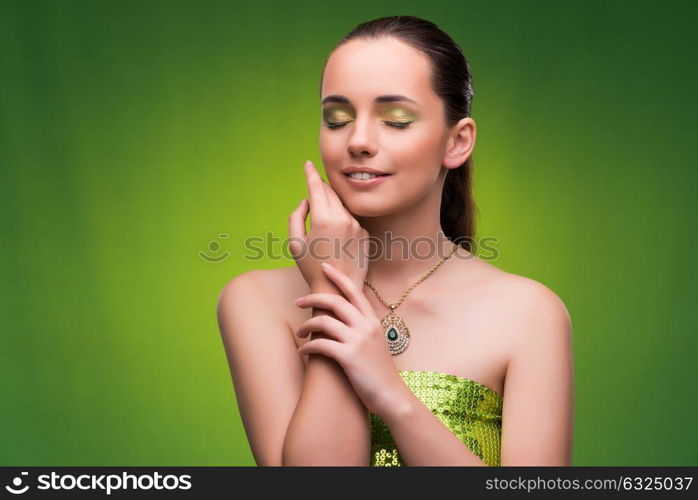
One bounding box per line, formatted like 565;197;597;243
339;195;402;218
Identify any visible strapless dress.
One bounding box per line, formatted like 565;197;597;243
369;370;503;466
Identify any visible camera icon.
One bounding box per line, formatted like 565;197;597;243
199;234;230;263
5;472;29;494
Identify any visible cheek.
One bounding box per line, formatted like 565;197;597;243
384;128;444;177
319;131;343;165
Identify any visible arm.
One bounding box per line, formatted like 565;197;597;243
216;270;306;466
280;161;372;465
282;277;371;465
499;283;574;465
379;282;574;466
380;385;491;465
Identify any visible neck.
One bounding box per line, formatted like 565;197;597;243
355;188;458;287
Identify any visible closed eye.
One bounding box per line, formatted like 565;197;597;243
385;121;412;129
325;121;413;130
326;122;349;130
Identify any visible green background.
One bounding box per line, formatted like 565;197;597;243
1;0;696;466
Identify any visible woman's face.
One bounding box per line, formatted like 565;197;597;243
319;36;453;217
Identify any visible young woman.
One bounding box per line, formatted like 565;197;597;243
217;15;574;466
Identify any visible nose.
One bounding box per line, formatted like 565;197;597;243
347;114;378;158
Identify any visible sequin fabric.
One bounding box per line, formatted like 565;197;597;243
369;370;503;466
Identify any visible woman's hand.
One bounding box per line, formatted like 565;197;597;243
294;261;409;417
288;160;370;292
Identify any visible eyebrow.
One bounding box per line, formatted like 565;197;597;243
321;94;419;106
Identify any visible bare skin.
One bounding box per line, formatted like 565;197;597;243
217;36;574;466
277;254;520;397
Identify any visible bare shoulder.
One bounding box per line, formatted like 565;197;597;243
217;265;310;323
475;257;573;345
494;269;568;320
222;265;307;291
454;253;572;341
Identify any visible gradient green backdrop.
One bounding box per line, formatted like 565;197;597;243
1;0;696;466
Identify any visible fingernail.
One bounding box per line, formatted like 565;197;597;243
321;262;331;269
294;297;304;304
305;160;312;168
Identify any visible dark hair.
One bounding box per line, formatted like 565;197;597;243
322;15;477;252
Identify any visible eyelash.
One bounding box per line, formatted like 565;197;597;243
326;121;412;130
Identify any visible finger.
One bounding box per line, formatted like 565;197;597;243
288;198;309;257
297;337;345;363
295;314;351;342
318;175;346;214
307;161;354;227
321;262;376;319
304;160;329;213
295;293;362;326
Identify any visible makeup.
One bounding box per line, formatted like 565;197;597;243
322;104;418;129
382;106;418;124
322;107;353;129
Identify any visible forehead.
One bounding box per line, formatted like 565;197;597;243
321;37;435;105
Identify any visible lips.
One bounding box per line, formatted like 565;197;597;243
341;166;391;175
344;170;392;177
342;171;392;187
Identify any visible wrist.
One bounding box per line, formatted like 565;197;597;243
310;279;342;295
307;279;341;320
375;383;419;425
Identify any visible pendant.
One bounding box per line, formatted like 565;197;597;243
380;310;410;356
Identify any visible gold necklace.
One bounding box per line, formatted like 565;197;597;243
363;242;459;355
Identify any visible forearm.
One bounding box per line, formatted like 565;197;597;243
282;280;371;465
380;384;487;466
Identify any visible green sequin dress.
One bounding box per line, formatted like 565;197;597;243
369;370;503;466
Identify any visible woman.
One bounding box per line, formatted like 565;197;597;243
217;15;574;466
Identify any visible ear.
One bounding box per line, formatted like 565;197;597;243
442;117;476;170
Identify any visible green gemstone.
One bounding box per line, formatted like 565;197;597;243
387;327;399;341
